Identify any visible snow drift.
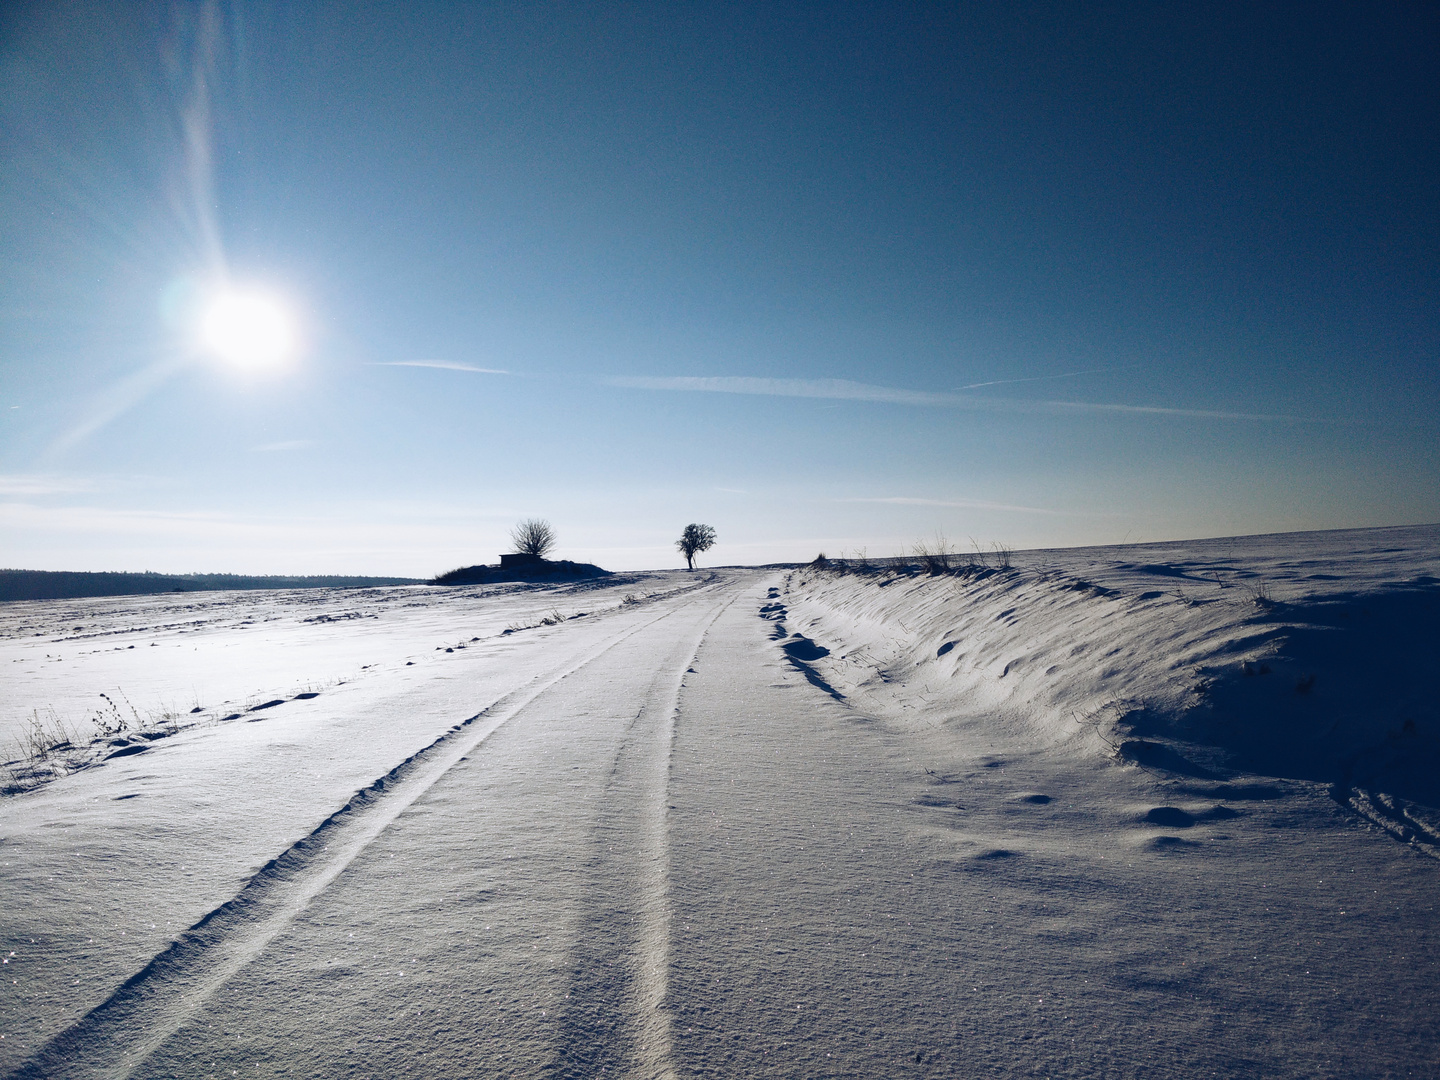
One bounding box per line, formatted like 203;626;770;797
776;524;1440;853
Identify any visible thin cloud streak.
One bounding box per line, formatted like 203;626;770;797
0;500;510;549
956;365;1134;390
0;475;99;496
378;361;510;374
609;376;943;406
839;496;1064;515
1039;399;1285;421
607;375;1298;422
248;439;315;453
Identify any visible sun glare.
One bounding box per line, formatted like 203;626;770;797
199;290;296;369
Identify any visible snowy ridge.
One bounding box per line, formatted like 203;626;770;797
773;527;1440;856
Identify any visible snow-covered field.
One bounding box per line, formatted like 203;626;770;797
2;525;1438;1078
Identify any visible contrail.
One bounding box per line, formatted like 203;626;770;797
607;375;1303;422
375;361;510;374
955;365;1135;390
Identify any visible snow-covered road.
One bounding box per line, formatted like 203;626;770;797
4;537;1439;1078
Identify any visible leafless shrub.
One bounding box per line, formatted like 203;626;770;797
913;533;954;575
5;708;85;792
510;518;556;558
19;708;78;762
992;542;1014;570
1239;579;1275;607
92;693;129;738
6;688;218;798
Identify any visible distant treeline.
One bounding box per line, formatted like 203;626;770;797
0;569;423;603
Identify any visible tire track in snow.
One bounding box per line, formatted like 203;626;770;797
631;591;738;1079
6;583;737;1080
550;588;742;1080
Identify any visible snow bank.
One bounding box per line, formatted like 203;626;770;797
775;525;1440;851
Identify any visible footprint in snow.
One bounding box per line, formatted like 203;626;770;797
1148;835;1202;851
1182;783;1285;801
1142;805;1240;828
913;794;957;808
1143;806;1195;828
781;634;830;662
973;848;1019;860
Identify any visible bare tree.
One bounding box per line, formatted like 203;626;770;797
510;518;556;558
676;523;716;570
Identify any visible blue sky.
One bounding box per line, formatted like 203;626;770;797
2;1;1437;574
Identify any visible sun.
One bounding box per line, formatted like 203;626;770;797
199;290;297;369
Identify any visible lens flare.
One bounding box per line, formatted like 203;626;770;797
199;291;296;369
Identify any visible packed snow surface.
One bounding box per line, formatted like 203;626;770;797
2;526;1438;1078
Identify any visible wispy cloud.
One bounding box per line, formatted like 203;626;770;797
0;474;99;496
608;376;948;406
248;439;315;453
1037;399;1285;421
606;374;1298;422
838;496;1064;515
0;499;531;573
956;365;1133;390
377;361;510;374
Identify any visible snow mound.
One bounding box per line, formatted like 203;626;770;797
777;525;1440;847
432;559;611;585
